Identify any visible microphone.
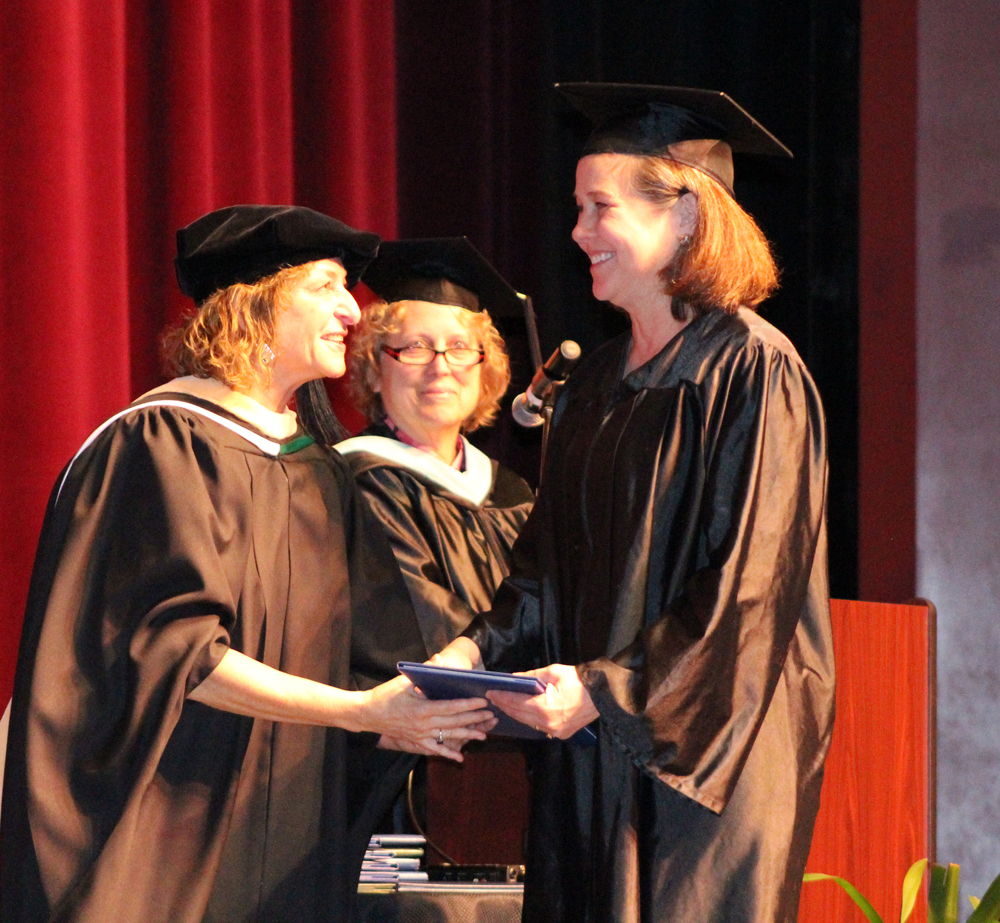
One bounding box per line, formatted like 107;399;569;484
512;340;581;427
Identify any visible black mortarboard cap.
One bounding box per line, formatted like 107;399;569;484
362;237;523;319
175;204;380;303
556;83;792;193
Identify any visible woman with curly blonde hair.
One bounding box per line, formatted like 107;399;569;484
1;206;493;923
347;294;510;435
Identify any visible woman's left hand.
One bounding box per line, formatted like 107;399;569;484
487;663;599;740
361;674;495;761
379;714;496;759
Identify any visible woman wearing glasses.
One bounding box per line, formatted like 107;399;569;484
335;238;534;657
321;240;535;856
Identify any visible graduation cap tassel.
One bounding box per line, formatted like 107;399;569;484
296;379;350;445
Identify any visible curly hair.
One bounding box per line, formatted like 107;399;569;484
626;155;779;321
348;299;510;433
161;262;312;392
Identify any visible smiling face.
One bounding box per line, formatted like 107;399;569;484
572;153;695;316
374;300;483;452
272;258;361;390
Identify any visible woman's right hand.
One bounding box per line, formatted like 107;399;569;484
360;674;494;761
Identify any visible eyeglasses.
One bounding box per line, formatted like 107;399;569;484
381;344;485;368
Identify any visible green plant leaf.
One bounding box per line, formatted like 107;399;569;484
900;859;928;922
803;873;883;923
969;894;1000;921
929;864;948;923
945;864;961;923
929;863;960;923
967;867;1000;923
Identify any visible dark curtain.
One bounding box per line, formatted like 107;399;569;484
542;1;861;599
394;0;549;486
0;0;398;708
395;0;859;596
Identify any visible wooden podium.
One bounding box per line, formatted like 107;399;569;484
421;599;937;920
799;599;936;922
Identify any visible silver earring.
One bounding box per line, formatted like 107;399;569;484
262;344;275;365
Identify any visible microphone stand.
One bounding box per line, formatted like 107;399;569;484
517;293;578;489
538;388;560;490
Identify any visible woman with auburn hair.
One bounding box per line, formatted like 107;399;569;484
433;85;835;923
628;153;780;315
0;206;493;923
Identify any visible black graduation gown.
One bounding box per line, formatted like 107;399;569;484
467;308;835;923
0;394;426;923
338;423;534;655
337;427;535;859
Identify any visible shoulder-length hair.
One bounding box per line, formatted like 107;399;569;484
348;299;510;433
161;263;311;392
627;155;779;321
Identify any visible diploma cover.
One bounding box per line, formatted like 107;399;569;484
398;662;597;743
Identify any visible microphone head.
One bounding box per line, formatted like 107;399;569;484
559;340;582;362
543;340;581;381
512;393;545;428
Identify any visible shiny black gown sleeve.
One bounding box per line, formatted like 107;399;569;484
349;454;533;655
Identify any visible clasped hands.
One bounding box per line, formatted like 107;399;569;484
381;636;599;758
378;636;600;760
372;673;496;762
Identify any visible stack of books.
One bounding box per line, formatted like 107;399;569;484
358;834;429;893
401;864;525;894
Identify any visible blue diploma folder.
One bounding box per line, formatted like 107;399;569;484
397;662;597;744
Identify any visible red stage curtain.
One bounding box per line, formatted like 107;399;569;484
0;0;397;708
